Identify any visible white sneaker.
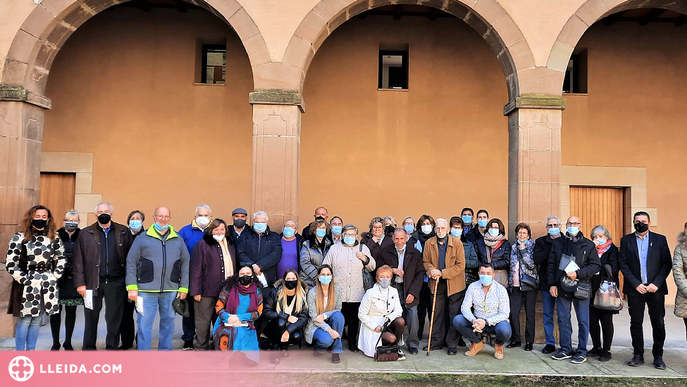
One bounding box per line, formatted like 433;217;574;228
397;350;406;361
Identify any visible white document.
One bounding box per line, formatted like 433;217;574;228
564;260;580;274
224;322;248;328
135;296;144;315
256;273;268;287
84;290;93;310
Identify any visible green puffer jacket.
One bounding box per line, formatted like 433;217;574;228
673;232;687;318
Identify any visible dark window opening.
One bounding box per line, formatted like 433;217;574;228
563;49;588;94
378;50;408;90
201;44;226;84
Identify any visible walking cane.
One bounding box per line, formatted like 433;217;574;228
426;278;439;356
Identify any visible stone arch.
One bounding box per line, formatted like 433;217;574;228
1;0;269;102
277;0;535;102
548;0;687;94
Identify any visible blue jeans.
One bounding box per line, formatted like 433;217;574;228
452;314;511;345
557;295;590;356
312;311;344;354
16;316;41;350
137;292;176;351
541;290;556;346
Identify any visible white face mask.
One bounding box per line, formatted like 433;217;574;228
421;224;433;234
213;234;224;242
488;228;500;237
196;216;210;227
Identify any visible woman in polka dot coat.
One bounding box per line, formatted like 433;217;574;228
6;205;66;351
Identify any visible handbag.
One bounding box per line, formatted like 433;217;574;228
574;281;592;300
360;243;374;291
373;319;399;362
517;249;539;291
593;265;624;311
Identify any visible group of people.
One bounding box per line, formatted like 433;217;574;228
5;203;687;370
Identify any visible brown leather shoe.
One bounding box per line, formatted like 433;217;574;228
464;341;484;357
494;344;504;360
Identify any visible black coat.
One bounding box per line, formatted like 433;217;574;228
377;242;425;307
466;227;484;244
547;232;601;297
228;224;253;246
262;280;309;335
360;232;394;263
618;232;672;296
57;228;81;300
591;243;620;314
533;234;560;289
475;238;511;271
236;226;283;285
73;222;133;291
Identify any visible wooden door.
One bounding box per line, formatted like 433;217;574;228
39;173;76;222
570;186;625;242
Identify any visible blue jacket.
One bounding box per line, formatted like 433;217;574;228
178;220;206;256
237;226;283;285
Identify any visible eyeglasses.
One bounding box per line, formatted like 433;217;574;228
566;222;581;226
343;233;357;238
155;215;170;220
546;224;560;228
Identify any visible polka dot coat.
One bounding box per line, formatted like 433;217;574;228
6;232;66;317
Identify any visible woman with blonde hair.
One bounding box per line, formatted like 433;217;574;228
304;264;344;363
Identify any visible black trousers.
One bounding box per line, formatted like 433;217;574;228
429;279;464;349
509;287;537;344
627;292;666;357
83;276;126;350
417;281;432;339
341;302;361;349
263;317;302;348
118;299;136;348
181;299;196;343
589;307;614;351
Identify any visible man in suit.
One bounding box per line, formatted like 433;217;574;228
619;211;672;370
423;218;466;355
378;228;425;354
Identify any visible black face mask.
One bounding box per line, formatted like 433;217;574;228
385;225;395;235
634;222;649;233
64;222;79;232
32;219;47;229
98;213;111;225
234;219;246;229
284;280;298;290
238;275;253;286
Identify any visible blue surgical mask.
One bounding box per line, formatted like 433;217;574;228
154;222;169;232
403;224;414;234
477;219;488;228
343;236;356;246
567;226;579;236
253;222;267;233
462;215;472;224
450;229;462;238
548;227;560;237
315;228;327;239
479;274;493;286
331;226;342;235
283;227;295;238
129;220;142;231
318;275;332;285
595;238;606;246
488;228;500;237
379;278;391;289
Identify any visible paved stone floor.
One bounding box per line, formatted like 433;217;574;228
2;306;686;378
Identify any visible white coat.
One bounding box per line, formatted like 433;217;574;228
357;283;403;357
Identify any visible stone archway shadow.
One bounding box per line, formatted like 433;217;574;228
276;0;536;105
1;0;270;105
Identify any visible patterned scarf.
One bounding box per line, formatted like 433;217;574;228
225;282;260;329
596;239;612;256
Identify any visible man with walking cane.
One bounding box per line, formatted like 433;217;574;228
422;218;466;355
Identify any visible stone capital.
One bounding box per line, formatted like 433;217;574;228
0;84;52;109
249;89;305;113
504;94;566;116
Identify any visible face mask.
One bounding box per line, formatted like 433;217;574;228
395;245;406;254
253;222;267;233
283;227;295;238
477;219;488;228
154;222;169;232
97;213;111;225
450;229;462;238
331;226;342;235
462;215;473;224
567;226;579;236
284;280;298;290
196;216;210;227
548;227;560;237
379;278;391;289
488;228;500;237
403;224;414;234
479;274;493;286
213;234;224;243
238;275;253;286
343;236;356;246
318;275;332;285
32;219;47;229
634;222;648;233
129;220;142;231
64;222;79;232
315;228;327;239
233;219;246;229
594;238;606;246
517;239;523;245
385;225;395;235
421;224;433;234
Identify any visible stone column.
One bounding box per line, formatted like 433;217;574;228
0;85;50;337
248;90;304;229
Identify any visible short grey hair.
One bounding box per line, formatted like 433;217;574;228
195;204;212;214
394;227;407;235
65;209;80;219
368;217;384;230
435;218;448;227
253;210;269;221
384;216;397;227
284;218;298;227
343;224;358;234
546;215;561;225
591;225;612;240
95;201;113;213
403;216;415;225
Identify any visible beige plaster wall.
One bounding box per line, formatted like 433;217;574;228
299;14;509;232
41;7;254;226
